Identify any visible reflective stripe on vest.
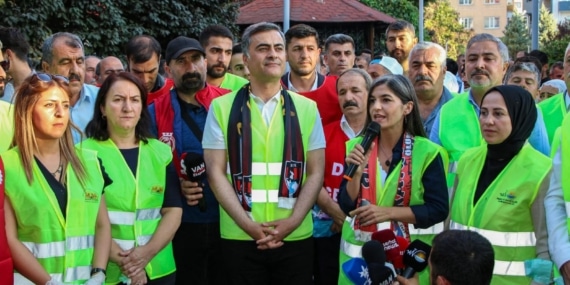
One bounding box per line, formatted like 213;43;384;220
14;266;91;284
108;209;162;225
114;235;154;250
493;260;526;277
226;162;283;176
450;222;536;247
409;222;445;236
22;236;94;259
214;90;317;241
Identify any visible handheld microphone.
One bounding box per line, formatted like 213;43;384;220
182;152;207;212
402;239;432;278
343;121;381;181
362;240;395;285
372;230;405;271
395;236;410;273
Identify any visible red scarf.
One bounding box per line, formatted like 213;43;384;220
354;133;414;242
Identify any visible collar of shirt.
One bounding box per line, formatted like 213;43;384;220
250;89;282;126
74;85;94;107
340;115;362;139
468;90;481;114
287;71;318;92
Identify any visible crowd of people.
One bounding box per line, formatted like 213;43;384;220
0;17;569;285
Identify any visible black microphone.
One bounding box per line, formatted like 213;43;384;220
362;240;395;285
343;121;381;181
402;239;432;278
183;152;207;212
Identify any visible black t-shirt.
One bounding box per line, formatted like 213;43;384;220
36;157;112;218
118;147;182;208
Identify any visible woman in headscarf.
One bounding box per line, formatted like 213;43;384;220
337;74;448;284
449;85;551;285
1;73;111;285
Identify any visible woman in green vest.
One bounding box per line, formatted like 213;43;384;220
83;72;182;285
449;85;552;285
1;73;111;284
338;74;448;284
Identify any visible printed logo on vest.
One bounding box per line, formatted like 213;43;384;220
151;186;165;194
85;191;99;202
159;132;175;151
497;190;518;205
284;160;303;197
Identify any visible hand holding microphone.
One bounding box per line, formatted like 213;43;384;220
343;122;381;181
182;152;207;212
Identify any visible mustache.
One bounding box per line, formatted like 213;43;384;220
471;68;490;77
414;75;433;83
211;62;226;68
343;101;358;109
69;74;81;81
182;72;201;81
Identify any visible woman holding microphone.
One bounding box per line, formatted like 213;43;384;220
338;74;448;284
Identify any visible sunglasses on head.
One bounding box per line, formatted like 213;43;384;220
30;73;70;85
0;59;9;71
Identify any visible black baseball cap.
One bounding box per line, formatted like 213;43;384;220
165;36;205;62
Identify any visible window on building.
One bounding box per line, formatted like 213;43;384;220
485;0;499;4
459;0;473;5
460;17;474;29
484;17;500;29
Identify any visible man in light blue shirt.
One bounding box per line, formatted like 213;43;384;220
429;33;550;156
41;32;99;142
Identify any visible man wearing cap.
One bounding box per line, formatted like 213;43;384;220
366;56;403;80
148;36;230;285
281;24;342;126
407;42;454;135
203;22;325;284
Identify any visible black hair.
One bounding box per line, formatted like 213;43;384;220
85;72;153;143
285;24;319;49
0;26;30;61
125;35;162;64
199;25;234;48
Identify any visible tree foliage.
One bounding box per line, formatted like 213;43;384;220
423;0;470;59
538;2;558;50
541;20;570;63
359;0;419;32
501;11;530;59
0;0;239;60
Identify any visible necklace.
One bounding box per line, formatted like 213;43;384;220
50;155;63;178
379;145;391;167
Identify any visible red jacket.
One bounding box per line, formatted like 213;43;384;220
0;158;14;284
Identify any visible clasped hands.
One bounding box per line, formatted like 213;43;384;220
245;218;299;250
116;246;153;285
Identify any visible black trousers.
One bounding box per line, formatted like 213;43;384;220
172;222;222;285
313;234;341;285
220;237;314;285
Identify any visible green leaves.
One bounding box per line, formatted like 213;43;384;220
0;0;239;59
501;10;530;59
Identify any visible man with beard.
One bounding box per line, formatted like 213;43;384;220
312;68;371;285
148;36;230;285
199;25;249;92
41;32;99;143
281;24;342;126
429;33;549;188
407;42;454;135
386;20;418;74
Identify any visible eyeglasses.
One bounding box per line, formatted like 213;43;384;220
0;59;9;71
30;73;70;86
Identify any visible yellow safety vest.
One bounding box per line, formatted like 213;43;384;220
538;93;566;145
81;138;176;283
210;90;319;241
338;136;446;285
2;147;103;284
450;144;551;285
